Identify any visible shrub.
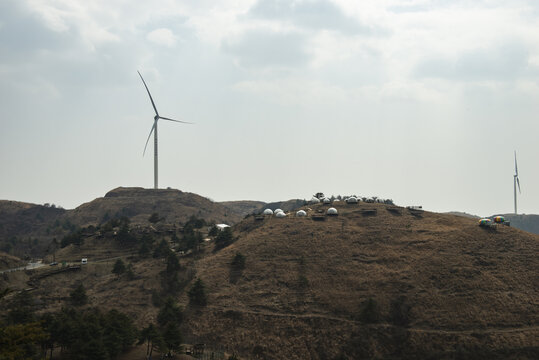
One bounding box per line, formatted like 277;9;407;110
70;284;88;306
148;213;161;224
214;228;235;250
231;252;246;270
153;239;171;258
389;296;412;327
359;298;380;323
112;259;126;276
208;225;219;237
188;278;207;307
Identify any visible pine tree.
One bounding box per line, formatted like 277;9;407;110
188;278;207;306
70;284;88;306
112;259;126;277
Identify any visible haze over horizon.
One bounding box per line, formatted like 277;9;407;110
1;0;538;217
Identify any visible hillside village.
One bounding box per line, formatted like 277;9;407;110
0;188;538;359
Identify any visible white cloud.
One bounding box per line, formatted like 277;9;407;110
146;28;177;47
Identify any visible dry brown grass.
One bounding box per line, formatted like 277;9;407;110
2;201;537;359
179;203;539;359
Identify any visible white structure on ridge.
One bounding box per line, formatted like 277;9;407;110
296;210;307;217
346;196;358;204
263;209;274;215
310;197;320;204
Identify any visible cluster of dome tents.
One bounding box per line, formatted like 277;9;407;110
308;196;394;205
478;215;509;228
262;207;339;217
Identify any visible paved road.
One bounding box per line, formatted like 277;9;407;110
0;253;139;274
0;262;47;274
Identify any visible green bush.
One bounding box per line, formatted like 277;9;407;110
231;252;246;270
359;298;380;323
112;259;126;276
188;278;207;307
70;284;88;306
214;228;235;250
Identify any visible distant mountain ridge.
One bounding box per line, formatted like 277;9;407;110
446;211;539;235
0;187;243;258
493;213;539;235
66;187;241;226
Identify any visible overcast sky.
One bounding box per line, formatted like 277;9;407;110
1;0;538;216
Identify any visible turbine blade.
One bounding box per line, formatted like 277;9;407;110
143;122;156;156
158;116;193;124
138;71;159;117
514;151;518;176
517;177;521;194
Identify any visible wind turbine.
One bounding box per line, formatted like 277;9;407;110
513;151;521;214
138;71;191;189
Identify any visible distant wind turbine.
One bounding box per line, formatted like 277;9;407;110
138;71;192;189
513;151;521;214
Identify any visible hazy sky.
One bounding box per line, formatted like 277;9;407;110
1;0;538;216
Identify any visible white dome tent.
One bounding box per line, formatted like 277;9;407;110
296;210;307;217
323;197;331;204
327;207;338;216
310;197;320;204
275;211;287;218
274;208;283;214
263;209;274;215
346;197;358;204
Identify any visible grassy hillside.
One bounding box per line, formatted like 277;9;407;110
0;187;242;259
219;200;266;218
1;197;537;359
0;201;66;257
181;202;538;359
66;187;241;227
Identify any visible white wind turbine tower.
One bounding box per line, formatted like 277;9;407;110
513;151;521;214
138;71;192;189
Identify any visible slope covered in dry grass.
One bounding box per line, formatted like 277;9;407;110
1;199;537;359
182;202;539;359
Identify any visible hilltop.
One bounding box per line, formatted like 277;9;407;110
218;200;266;218
183;202;538;359
1;194;538;359
65;187;241;227
0;187;243;258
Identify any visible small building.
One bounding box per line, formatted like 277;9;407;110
216;224;230;231
81;258;88;264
